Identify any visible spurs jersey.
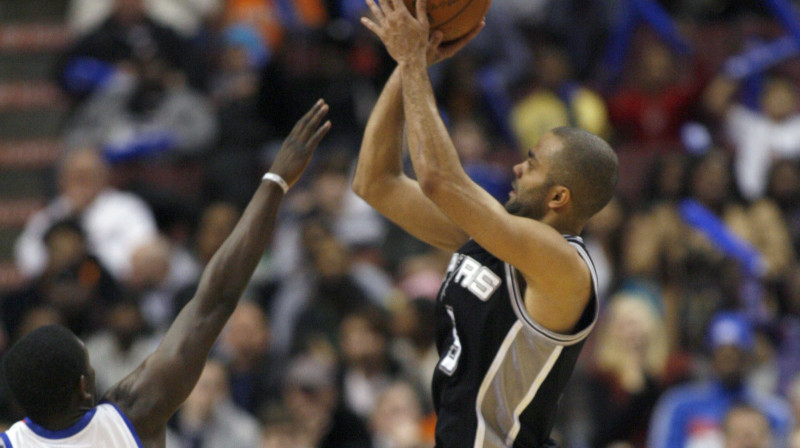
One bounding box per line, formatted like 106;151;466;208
432;236;598;448
1;402;142;448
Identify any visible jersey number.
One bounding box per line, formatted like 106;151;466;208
438;306;462;375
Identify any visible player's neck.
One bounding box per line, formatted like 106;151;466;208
33;406;93;431
540;214;582;236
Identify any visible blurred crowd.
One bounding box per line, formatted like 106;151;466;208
3;0;800;447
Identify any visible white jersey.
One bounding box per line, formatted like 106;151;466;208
0;402;142;448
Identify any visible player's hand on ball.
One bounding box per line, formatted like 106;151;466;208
269;100;331;188
362;0;430;65
426;20;485;66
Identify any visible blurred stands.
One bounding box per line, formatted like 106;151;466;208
0;0;71;290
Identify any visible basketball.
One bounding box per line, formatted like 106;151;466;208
402;0;491;41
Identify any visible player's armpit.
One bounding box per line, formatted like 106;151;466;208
357;173;469;251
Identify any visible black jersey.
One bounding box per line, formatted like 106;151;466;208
432;236;599;448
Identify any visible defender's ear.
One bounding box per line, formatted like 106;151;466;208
79;375;91;401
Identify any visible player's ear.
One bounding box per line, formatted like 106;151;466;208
548;186;571;209
79;375;91;401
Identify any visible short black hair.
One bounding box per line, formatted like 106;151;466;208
549;127;619;221
2;325;87;422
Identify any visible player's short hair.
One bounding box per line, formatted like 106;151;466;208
2;325;87;422
549;127;618;221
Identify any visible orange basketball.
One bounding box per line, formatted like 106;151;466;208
402;0;490;42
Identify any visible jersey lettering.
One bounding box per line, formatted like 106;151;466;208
438;306;462;375
451;256;502;301
468;267;502;300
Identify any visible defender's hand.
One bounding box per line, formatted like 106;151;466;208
269;100;331;188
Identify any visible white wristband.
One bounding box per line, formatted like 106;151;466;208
262;172;289;193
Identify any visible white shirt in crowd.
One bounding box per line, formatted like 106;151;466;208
15;189;158;280
727;105;800;200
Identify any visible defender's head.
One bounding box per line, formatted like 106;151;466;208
505;127;618;231
2;325;96;424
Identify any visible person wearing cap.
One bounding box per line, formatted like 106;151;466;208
647;312;792;448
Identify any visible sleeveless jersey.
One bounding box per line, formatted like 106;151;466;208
1;402;143;448
432;236;599;448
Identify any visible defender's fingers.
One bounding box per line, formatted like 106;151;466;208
291;99;325;135
308;120;332;148
299;103;329;141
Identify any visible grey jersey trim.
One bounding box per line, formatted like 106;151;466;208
505;238;600;346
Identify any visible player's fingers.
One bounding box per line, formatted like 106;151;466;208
365;0;385;21
415;0;427;24
429;30;443;48
298;102;329;141
308;120;332;149
377;0;394;14
290;99;323;136
360;16;382;37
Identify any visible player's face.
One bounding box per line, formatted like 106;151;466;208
505;133;561;220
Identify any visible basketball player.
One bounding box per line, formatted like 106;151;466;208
354;2;618;446
0;100;331;448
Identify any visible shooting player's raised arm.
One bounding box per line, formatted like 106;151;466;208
353;68;469;251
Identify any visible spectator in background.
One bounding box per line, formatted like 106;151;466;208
5;219;121;338
648;312;792;448
270;218;373;356
450;119;513;203
582;197;627;302
171;201;241;316
704;74;800;201
511;38;610;153
623;151;793;349
585;292;685;448
224;0;328;60
259;30;363;147
338;307;405;420
15;147;158;280
84;299;159;393
217;301;282;419
64;52;218;162
723;405;774;448
126;235;199;332
67;0;222;39
205;26;273;207
390;297;438;401
171;359;262;448
58;0;208;101
607;35;704;151
764;159;800;257
369;381;431;448
282;355;373;448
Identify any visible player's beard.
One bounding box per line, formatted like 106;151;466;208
505;180;553;220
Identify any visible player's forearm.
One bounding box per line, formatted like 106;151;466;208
353;68;405;201
194;180;283;314
399;59;466;190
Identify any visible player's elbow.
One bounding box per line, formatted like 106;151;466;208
351;172;370;199
418;170;445;198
